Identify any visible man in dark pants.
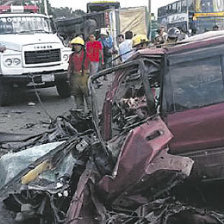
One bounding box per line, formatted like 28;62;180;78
98;28;114;80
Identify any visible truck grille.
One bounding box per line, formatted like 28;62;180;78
25;49;61;64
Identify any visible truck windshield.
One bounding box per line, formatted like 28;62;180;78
0;16;52;34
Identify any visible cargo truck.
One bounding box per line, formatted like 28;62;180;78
0;5;71;106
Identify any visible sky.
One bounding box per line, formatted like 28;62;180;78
48;0;175;15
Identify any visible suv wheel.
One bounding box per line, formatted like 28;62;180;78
56;81;71;98
0;82;12;106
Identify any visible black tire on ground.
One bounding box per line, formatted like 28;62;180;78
56;81;71;98
0;81;12;106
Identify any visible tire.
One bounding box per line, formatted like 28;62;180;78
56;81;71;98
0;81;12;106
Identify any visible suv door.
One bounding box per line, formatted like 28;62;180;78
163;47;224;179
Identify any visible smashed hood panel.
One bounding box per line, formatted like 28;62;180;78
98;116;174;198
66;116;194;223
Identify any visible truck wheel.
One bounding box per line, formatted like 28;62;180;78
0;82;12;106
56;81;71;98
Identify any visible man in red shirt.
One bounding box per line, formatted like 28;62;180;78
86;34;104;87
68;37;91;112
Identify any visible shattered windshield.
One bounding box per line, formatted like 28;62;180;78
109;65;151;138
90;57;162;141
109;61;160;137
0;16;52;34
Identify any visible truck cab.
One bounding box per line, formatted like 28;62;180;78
0;6;71;106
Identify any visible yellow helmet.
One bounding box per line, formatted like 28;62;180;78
132;34;149;47
70;37;85;46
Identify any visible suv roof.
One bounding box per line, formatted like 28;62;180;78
137;30;224;57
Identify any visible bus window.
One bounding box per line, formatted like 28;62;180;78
201;0;213;12
181;0;187;12
177;1;181;13
213;0;224;12
188;0;194;11
172;2;177;13
158;6;166;17
158;8;161;17
166;5;169;14
163;6;167;15
168;4;172;14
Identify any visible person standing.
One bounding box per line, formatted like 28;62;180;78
166;27;181;44
154;27;168;45
68;37;91;112
213;25;219;31
118;31;133;62
117;34;124;45
98;28;113;69
178;28;189;41
86;33;104;86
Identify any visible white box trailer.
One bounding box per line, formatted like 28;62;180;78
119;6;149;36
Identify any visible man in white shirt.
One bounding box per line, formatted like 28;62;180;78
119;31;133;62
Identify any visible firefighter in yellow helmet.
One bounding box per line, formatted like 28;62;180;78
132;34;149;50
68;36;91;112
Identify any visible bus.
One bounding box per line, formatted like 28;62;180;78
158;0;224;34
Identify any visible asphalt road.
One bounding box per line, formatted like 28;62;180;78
0;87;74;135
0;77;112;135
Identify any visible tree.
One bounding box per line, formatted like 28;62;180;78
51;7;85;19
72;9;86;17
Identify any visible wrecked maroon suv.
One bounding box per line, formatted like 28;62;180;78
92;31;224;182
2;32;224;224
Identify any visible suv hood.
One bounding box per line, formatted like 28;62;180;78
0;33;63;52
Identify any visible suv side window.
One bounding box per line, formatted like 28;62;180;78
169;56;224;112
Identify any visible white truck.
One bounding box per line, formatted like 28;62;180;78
0;9;71;106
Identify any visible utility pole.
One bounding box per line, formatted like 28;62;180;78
148;0;152;40
186;0;189;33
43;0;48;15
